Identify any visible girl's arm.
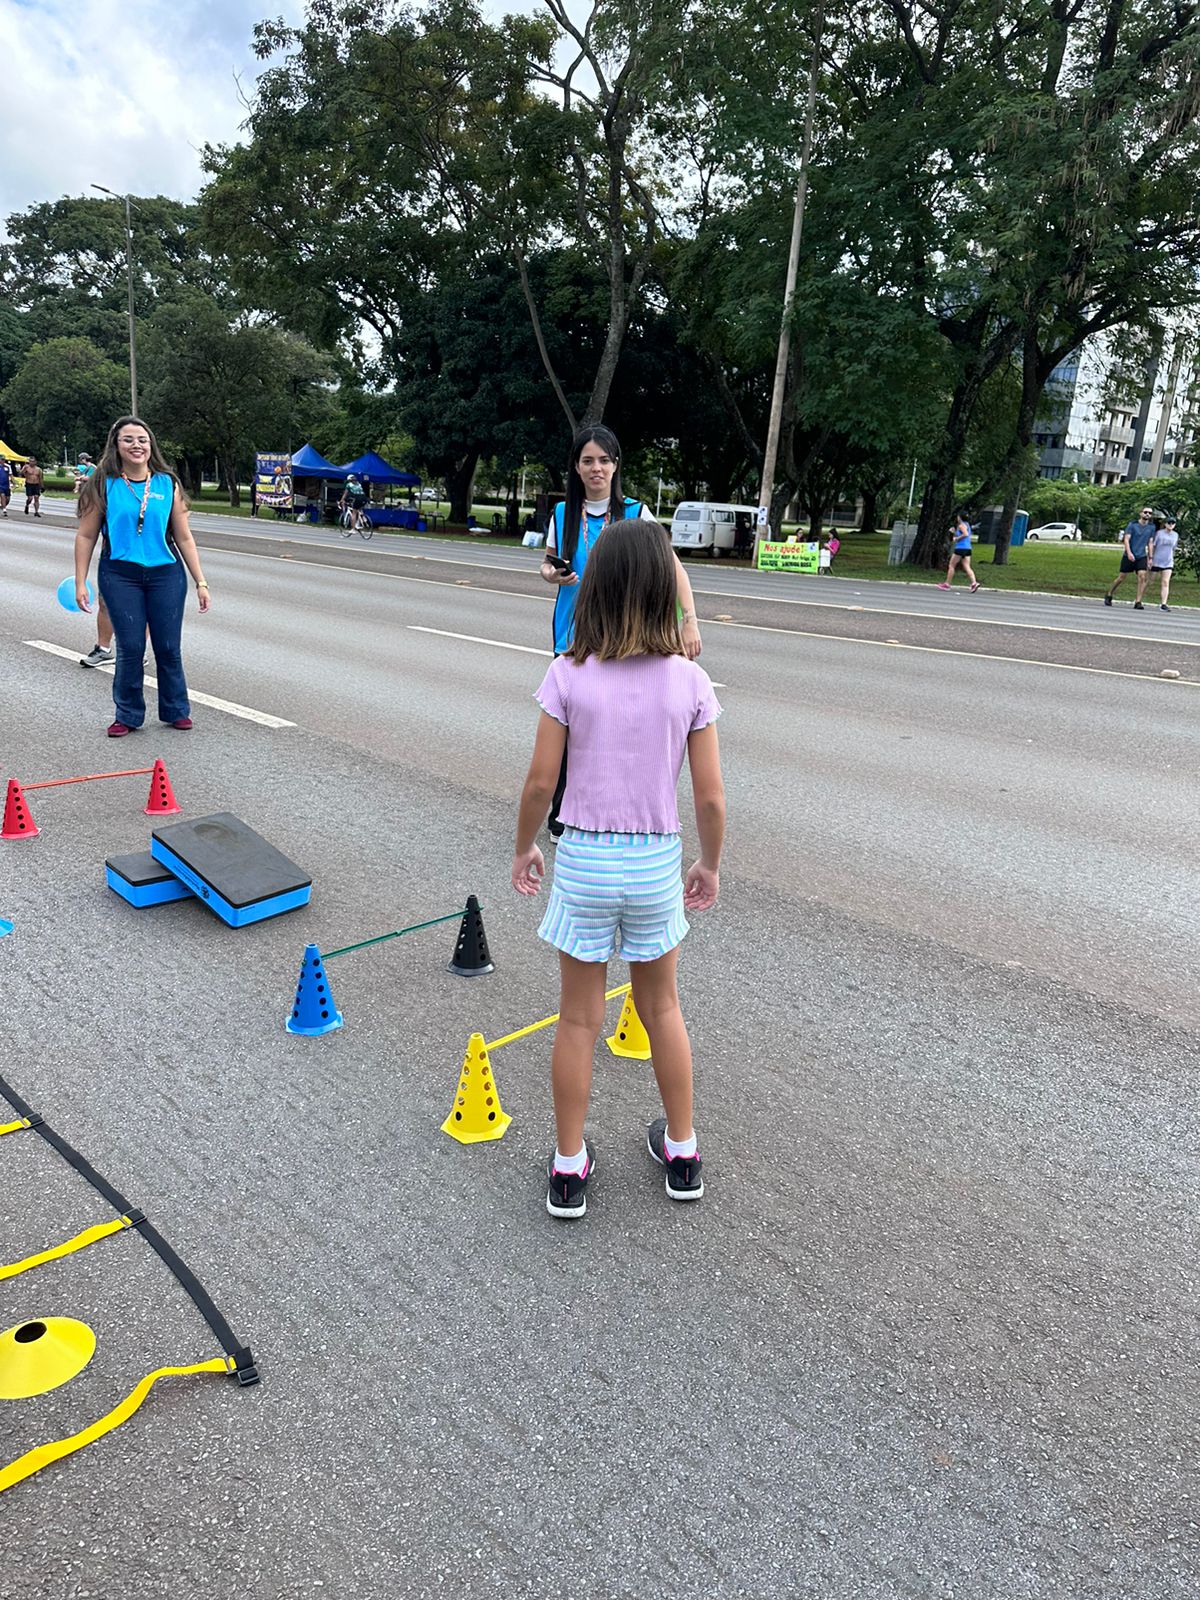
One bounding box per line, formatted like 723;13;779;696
169;487;211;611
512;712;568;893
74;504;103;613
672;552;702;659
684;723;725;910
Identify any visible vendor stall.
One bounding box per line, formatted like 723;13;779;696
290;443;348;524
338;451;427;530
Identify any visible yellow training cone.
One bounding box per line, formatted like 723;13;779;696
0;1318;96;1399
441;1033;512;1144
606;994;652;1060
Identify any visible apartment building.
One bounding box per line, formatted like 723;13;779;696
1035;329;1198;483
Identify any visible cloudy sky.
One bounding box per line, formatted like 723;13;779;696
0;0;537;229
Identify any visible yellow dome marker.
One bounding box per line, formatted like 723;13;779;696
0;1318;96;1400
606;994;652;1060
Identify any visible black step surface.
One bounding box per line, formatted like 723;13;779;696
151;812;311;909
105;850;177;888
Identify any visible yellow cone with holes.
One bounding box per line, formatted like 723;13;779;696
0;1317;96;1399
606;994;652;1060
441;1033;512;1143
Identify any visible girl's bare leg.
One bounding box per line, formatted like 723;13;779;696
630;947;694;1142
551;953;608;1155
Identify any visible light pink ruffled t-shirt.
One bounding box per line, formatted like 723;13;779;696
535;653;722;835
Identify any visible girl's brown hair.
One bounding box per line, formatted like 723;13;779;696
568;517;682;663
78;415;184;519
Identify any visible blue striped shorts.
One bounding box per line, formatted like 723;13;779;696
538;829;689;964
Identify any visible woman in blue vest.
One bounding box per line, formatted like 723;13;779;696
541;423;702;832
74;415;212;737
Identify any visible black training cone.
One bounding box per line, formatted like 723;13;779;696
448;895;494;977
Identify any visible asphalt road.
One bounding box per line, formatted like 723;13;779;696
1;515;1197;1599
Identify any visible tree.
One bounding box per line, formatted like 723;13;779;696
0;195;225;363
140;296;333;504
1;337;127;460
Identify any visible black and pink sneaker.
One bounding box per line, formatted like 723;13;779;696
546;1146;595;1220
646;1119;704;1201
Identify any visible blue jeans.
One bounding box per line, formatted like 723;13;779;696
98;556;190;726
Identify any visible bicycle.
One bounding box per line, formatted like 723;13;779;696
340;506;374;539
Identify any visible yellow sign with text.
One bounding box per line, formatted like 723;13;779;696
756;540;820;574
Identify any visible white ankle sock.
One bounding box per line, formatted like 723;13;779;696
554;1143;588;1176
664;1130;697;1160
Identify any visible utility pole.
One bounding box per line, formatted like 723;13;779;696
91;185;138;414
754;15;822;562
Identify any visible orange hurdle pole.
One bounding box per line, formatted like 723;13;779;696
23;768;154;790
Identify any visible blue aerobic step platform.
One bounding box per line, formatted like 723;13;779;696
150;812;312;928
106;849;195;909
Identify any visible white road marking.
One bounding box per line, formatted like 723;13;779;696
146;548;1182;684
409;626;551;656
23;641;297;727
701;619;1199;686
408;626;728;686
27;509;1200;645
686;578;1200;649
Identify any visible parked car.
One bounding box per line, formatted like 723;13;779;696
419;486;441;502
1027;521;1082;541
670;501;757;556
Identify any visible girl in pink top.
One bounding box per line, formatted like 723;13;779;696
512;519;727;1220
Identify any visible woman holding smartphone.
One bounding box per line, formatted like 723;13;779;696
541;424;702;833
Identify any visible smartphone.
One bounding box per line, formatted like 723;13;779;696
543;552;571;571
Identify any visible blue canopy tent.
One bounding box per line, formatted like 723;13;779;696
340;450;419;487
292;443;348;478
340;450;429;529
290;443;348;525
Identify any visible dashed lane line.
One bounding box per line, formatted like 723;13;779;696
408;626;727;686
23;641;297;728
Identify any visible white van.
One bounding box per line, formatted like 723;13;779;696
670;502;757;557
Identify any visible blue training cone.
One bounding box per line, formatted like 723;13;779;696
0;917;12;939
285;943;343;1036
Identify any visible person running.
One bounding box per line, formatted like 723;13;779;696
936;511;980;591
0;457;10;517
541;424;702;834
1105;506;1155;608
1149;516;1178;612
73;415;211;737
512;517;725;1220
73;453;95;496
22;457;43;516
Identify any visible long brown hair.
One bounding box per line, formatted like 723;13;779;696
568;518;681;663
78;415;183;519
559;423;631;565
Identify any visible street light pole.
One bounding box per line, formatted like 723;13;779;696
754;15;822;562
91;184;138;415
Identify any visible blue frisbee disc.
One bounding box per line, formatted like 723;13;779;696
57;577;94;612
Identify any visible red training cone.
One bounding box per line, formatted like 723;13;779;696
144;759;182;817
1;780;38;841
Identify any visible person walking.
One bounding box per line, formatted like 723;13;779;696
541;424;702;835
0;457;10;517
1149;515;1179;611
22;457;43;516
936;511;980;591
512;517;726;1220
73;415;211;736
1105;506;1155;608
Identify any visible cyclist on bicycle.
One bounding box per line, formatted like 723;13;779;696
341;472;369;532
